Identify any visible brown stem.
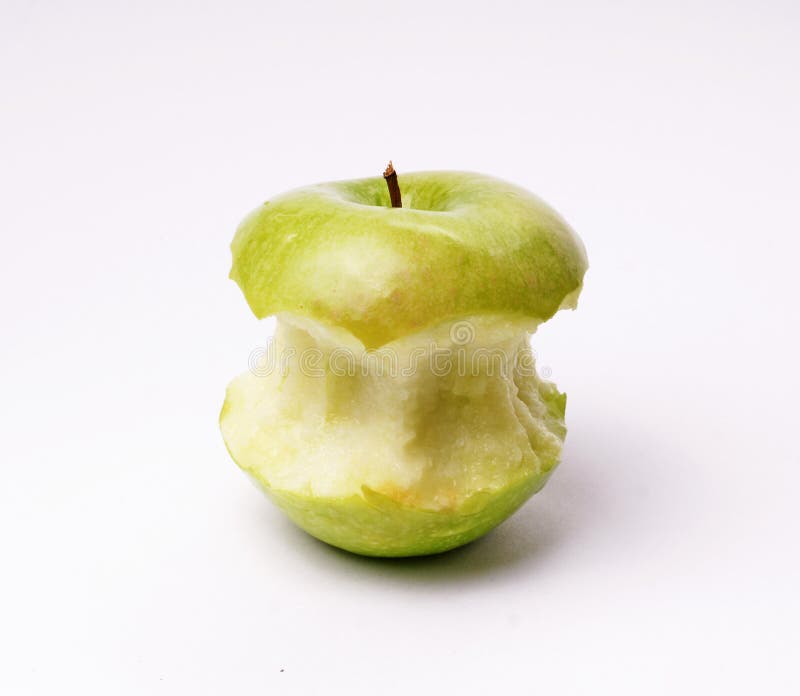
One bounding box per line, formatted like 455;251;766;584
383;161;402;208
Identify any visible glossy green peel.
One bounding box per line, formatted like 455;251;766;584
222;171;587;557
230;172;587;349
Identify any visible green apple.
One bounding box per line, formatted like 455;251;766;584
221;170;587;556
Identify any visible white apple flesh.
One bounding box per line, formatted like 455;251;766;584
221;313;567;556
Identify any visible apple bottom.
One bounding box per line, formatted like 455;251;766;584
221;314;568;557
250;470;553;557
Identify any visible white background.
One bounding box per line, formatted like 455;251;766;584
2;1;799;693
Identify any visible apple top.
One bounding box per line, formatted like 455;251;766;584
229;171;588;348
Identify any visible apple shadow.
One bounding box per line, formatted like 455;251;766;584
266;415;669;587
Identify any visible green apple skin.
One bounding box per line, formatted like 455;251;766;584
250;471;553;557
230;171;588;349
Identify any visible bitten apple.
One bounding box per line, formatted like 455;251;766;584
221;168;587;556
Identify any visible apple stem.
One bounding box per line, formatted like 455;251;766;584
383;161;402;208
